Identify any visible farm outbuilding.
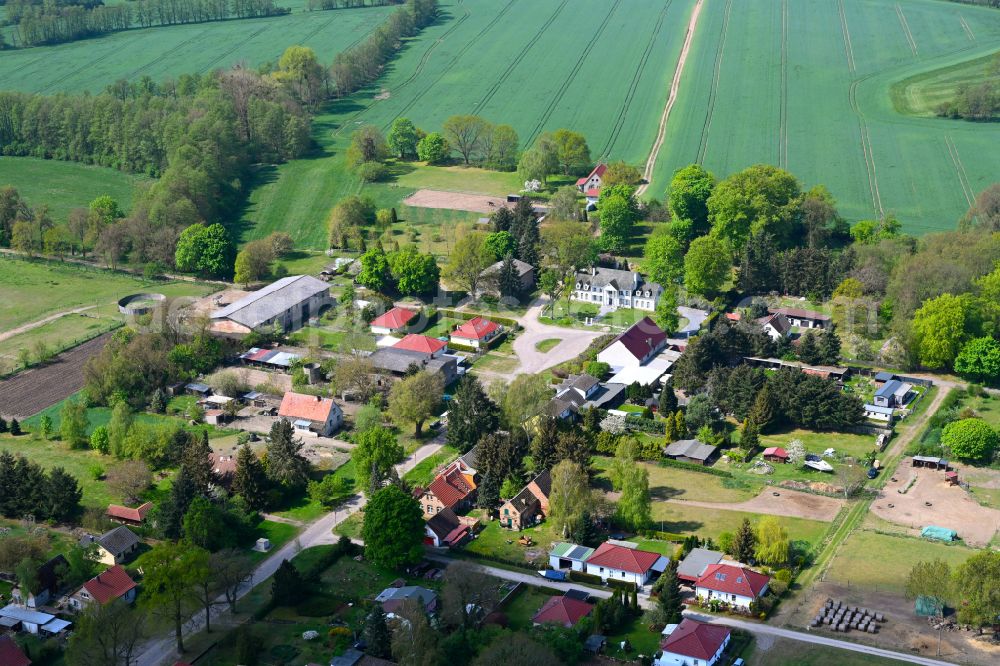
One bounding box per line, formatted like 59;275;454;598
912;456;948;470
762;447;788;463
211;274;332;335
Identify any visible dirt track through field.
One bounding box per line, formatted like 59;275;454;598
636;0;705;196
666;486;844;522
0;333;110;419
0;306;97;344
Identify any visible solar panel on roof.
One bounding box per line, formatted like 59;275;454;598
568;545;590;560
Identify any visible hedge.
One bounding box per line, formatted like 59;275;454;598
625;415;665;434
638;529;687;543
658;458;733;477
607;579;638;592
568;569;604;586
436;308;520;329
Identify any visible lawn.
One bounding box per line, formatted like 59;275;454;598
649;0;1000;233
332;512;364;541
472;351;519;374
953;392;1000;429
755;427;876;461
0;431;173;510
0;258;216;331
592;456;759;503
502;585;553;630
649;501;829;548
0;157;138;223
463;515;561;567
534;338;562;353
403;445;460;487
825;530;976;595
248;520;300;563
0;5;395;94
741;637;913;666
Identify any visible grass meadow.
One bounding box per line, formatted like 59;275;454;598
825;530;976;594
0;157;138;223
650;0;1000;234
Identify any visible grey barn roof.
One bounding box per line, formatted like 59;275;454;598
677;548;724;580
211;275;330;329
79;525;140;556
664;439;717;461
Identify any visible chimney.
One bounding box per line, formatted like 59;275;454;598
591;266;596;276
315;395;321;402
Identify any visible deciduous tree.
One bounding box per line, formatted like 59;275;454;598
549;459;591;539
388;117;420;159
954;336;1000;384
547;129;591;175
754;516;790;566
138;543;202;654
684;235;730;295
443;231;493;298
942;418;999;461
60;397;90;449
388;370;444;436
363;485;425;569
352;426;405;493
443;115;492;165
668;163;716;236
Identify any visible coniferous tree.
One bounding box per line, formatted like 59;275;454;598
733;518;757;563
530;417;560;472
0;417;6;433
582;406;601;434
673;410;686;438
160;468;197;540
497;253;522;298
362;603;393;659
10;418;21;436
740;420;760;453
46;467;83;522
232;444;268;511
445;376;500;453
149;388;167;414
797;331;821;365
476;431;523;510
818;326;842;365
183;430;214;493
658;380;678;415
272;559;302;606
265;418;310;490
654;560;684;624
747;385;776;432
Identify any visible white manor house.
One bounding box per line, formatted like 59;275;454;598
572;267;664;312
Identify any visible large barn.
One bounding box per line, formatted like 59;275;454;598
210;275;332;336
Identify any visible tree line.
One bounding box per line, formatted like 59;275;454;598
6;0;287;47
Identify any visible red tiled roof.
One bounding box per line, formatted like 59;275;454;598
106;502;152;523
725;312;741;321
82;564;137;604
660;619;731;660
427;466;475;508
452;316;499;340
576;177;587;186
585;188;601;198
586;542;662;575
762;447;787;459
696;563;770;598
370;306;417;330
278;392;336;423
393;334;446;354
589;163;608;179
0;636;31;666
611;317;667;362
532;595;594;627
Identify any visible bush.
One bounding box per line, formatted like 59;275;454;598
568;569;604;586
659;458;733;477
356;161;389;182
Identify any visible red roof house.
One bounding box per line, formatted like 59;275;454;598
417;460;478;518
0;636;31;666
370;306;417;333
278;392;343;437
532;595;594;627
660;618;731;665
695;564;770;609
761;447;788;463
450;317;501;348
576;163;607;192
393;333;447;356
596;317;668;367
106;502;153;526
71;565;138;608
584;542;667;586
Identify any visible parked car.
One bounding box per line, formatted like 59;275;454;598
867;467;879;479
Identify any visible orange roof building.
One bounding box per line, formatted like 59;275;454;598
278;392;343;437
106;502;152;526
370;307;417;334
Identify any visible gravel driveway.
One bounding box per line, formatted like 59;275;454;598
510;300;605;376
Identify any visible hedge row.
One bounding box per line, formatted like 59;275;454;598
638;529;688;543
658;458;733;477
436;308;520;329
568;569;604;586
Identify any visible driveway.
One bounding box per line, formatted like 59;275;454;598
677;306;708;338
510;299;604;376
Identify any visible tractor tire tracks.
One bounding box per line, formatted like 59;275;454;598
199;24;269;74
695;0;733;165
779;0;788;169
36;32;148;93
385;0;518;130
895;3;918;57
945;134;975;210
473;0;569;116
124;27;214;81
836;0;856;74
336;0;471;136
524;0;623;148
850;77;883;217
598;0;673;159
636;0;705;196
958;14;975;41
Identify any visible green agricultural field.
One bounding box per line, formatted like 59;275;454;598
0;157;138;223
0;6;395;94
650;0;1000;234
237;0;699;249
825;529;975;594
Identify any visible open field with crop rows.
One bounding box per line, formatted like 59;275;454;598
0;4;394;94
650;0;1000;233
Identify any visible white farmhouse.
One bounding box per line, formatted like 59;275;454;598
573;267;663;312
694;563;770;610
656;618;732;666
583;541;668;589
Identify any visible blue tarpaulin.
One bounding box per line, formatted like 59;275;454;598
921;526;957;542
